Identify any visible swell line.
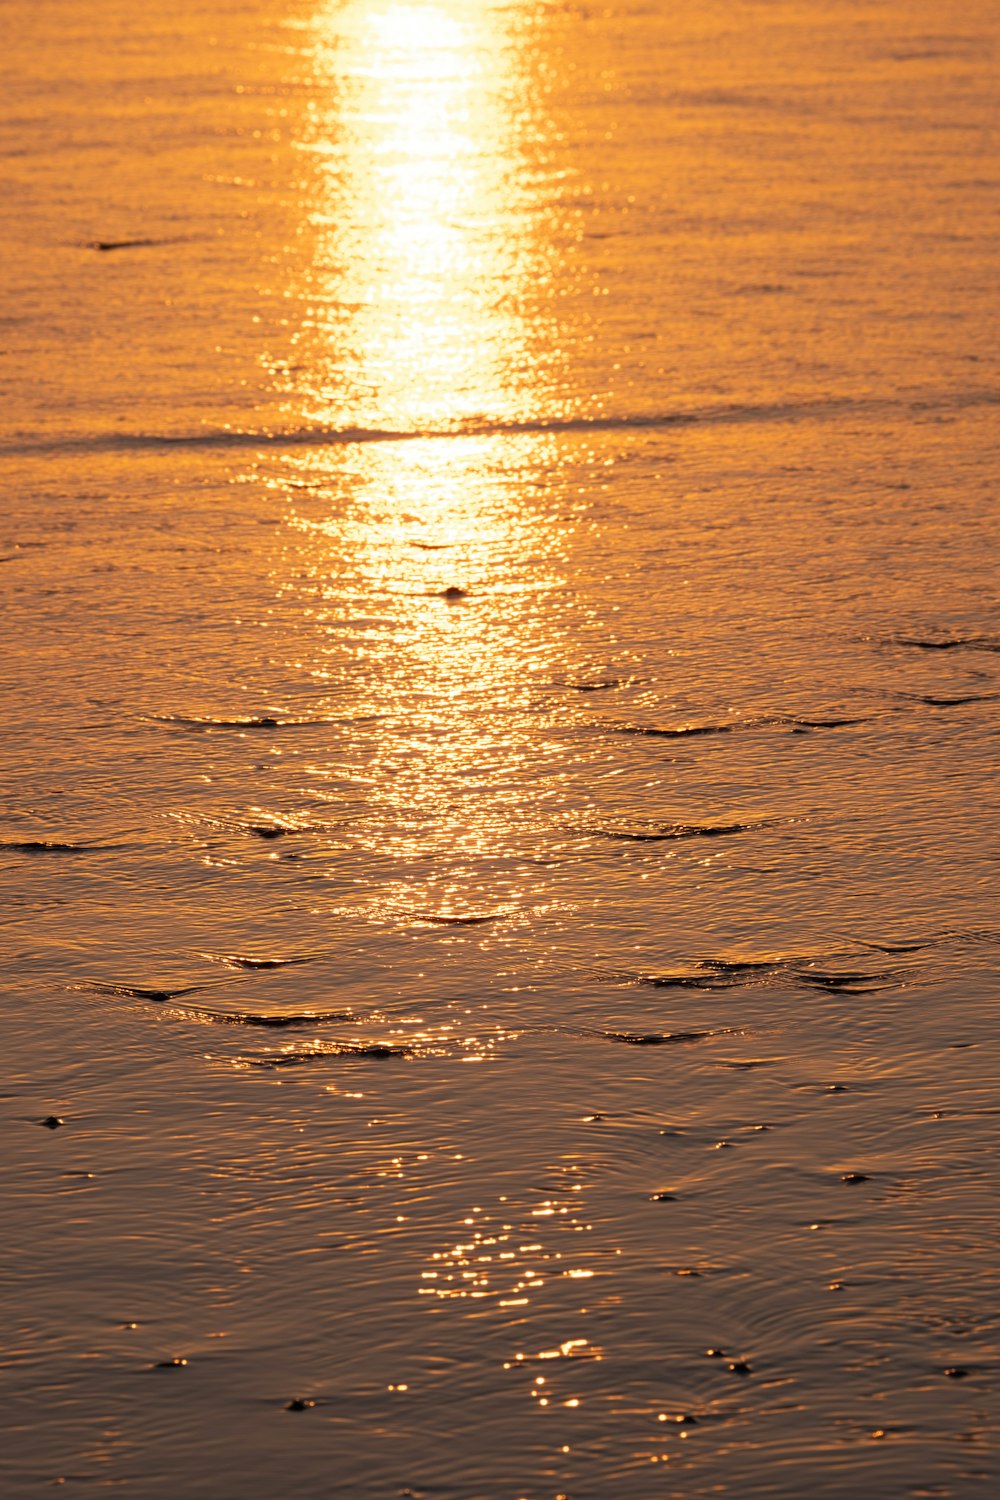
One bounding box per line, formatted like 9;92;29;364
6;389;1000;457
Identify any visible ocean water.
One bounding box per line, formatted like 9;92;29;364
2;1;998;1496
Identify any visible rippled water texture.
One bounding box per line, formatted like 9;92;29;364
2;1;999;1496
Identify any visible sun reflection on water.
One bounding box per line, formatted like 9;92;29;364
420;1173;601;1286
266;0;584;914
272;434;580;879
292;0;562;432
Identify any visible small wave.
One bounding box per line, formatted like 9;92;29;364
142;713;362;731
887;635;1000;654
618;721;738;738
716;1057;784;1070
630;972;730;989
852;938;930;954
8;388;999;458
594;820;770;842
188;811;338;842
185;1008;355;1029
236;1041;416;1067
701;957;783;974
80;981;356;1028
790;716;873;729
229;818;314;839
617;951;909;993
146;713;290;730
77;981;215;1002
407;911;509;926
793;966;900;993
903;692;1000;707
617;713;871;738
204;952;316;970
82;238;180;252
0;838;122;854
597;1028;726;1046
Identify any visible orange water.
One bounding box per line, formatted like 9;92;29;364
2;2;998;1496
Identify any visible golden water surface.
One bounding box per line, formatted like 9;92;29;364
2;2;999;1496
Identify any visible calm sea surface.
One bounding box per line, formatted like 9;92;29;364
2;2;998;1495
